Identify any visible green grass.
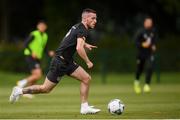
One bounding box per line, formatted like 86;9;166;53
0;71;180;119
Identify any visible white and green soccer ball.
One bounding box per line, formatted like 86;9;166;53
108;99;125;115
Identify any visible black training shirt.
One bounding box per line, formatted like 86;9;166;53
135;27;157;57
55;23;88;61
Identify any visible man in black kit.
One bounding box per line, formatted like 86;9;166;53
134;17;157;94
10;8;101;114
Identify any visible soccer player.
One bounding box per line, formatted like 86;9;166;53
9;8;101;114
16;21;54;98
134;17;157;94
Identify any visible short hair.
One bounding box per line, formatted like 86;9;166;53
81;8;96;19
37;20;47;25
82;8;96;14
144;16;153;21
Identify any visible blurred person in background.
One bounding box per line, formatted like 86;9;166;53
16;20;54;98
134;17;157;94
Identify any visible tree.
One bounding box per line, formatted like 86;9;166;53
0;0;9;42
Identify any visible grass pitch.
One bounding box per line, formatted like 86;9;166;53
0;71;180;119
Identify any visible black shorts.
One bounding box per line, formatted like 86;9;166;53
46;56;79;83
25;56;41;71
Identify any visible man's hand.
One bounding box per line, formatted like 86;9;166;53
48;50;55;57
85;43;97;51
32;52;37;59
86;61;93;69
142;42;150;48
142;37;151;48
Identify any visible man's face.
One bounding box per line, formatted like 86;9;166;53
37;23;47;32
86;13;97;29
144;18;153;29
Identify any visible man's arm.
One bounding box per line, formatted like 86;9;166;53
84;42;97;51
134;30;142;48
24;35;38;59
24;35;34;52
76;38;93;69
142;37;151;48
151;30;158;52
44;44;55;57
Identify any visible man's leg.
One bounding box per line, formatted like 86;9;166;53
23;77;56;94
27;68;42;86
144;56;155;93
17;56;42;88
17;68;42;88
9;77;56;103
70;66;100;114
135;58;145;81
134;58;145;94
17;68;42;98
70;66;91;103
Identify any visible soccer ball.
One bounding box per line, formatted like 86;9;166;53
108;99;125;115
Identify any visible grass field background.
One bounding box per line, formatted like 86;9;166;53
0;71;180;119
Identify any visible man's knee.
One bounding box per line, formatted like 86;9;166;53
36;72;42;79
82;75;91;84
40;85;52;93
32;71;42;80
